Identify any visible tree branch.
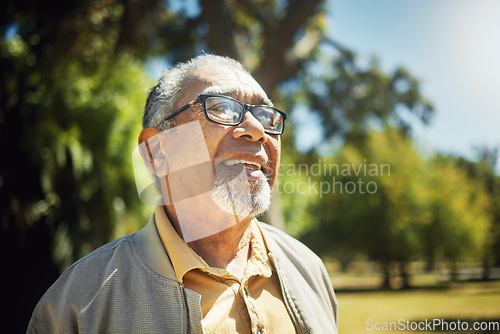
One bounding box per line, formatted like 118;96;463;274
200;0;239;59
253;0;323;93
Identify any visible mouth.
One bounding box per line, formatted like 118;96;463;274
223;159;261;170
222;159;266;178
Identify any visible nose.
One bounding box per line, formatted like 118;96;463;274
233;110;267;143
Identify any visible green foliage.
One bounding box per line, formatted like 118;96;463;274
284;50;434;145
1;6;153;268
422;155;491;265
277;145;322;236
298;129;492;270
454;147;500;268
1;2;156;329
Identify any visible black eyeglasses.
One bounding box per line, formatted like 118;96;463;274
162;94;286;135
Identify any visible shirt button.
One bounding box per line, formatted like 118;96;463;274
256;328;263;334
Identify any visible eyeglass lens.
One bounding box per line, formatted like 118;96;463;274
204;96;284;134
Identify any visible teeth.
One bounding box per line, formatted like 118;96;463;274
223;159;261;169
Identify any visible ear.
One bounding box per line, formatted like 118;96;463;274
138;127;168;176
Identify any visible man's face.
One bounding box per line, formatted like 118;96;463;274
173;65;281;188
171;65;281;216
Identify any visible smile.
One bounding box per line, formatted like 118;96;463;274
222;159;262;170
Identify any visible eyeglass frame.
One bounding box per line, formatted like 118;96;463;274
161;94;286;135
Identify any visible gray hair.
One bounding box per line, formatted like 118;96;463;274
143;54;247;131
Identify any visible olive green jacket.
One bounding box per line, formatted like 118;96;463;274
27;214;338;333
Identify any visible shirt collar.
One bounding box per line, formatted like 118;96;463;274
246;221;273;278
154;205;274;281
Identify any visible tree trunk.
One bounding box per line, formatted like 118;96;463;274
481;258;491;281
425;253;435;272
381;261;391;290
449;260;458;281
399;261;410;289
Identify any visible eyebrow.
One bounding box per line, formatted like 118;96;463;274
201;87;274;107
201;87;237;96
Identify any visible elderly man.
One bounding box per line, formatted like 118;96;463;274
28;55;338;334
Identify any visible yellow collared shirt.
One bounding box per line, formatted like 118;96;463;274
155;206;296;334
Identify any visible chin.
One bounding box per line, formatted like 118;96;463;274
212;173;271;218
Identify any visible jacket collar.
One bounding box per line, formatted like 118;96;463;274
133;211;178;281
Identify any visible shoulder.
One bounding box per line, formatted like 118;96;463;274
28;221;199;334
38;234;141;304
257;221;323;265
258;222;305;248
62;234;137;279
257;221;332;286
27;235;137;332
257;221;339;331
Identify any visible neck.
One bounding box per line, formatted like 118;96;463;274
188;220;253;271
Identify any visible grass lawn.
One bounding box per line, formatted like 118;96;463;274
330;268;500;333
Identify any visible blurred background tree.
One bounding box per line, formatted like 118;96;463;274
1;0;498;332
299;129;491;289
1;1;156;331
455;147;500;278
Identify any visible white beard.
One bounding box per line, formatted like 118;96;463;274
211;171;271;218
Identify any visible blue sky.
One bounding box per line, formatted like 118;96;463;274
324;0;500;169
